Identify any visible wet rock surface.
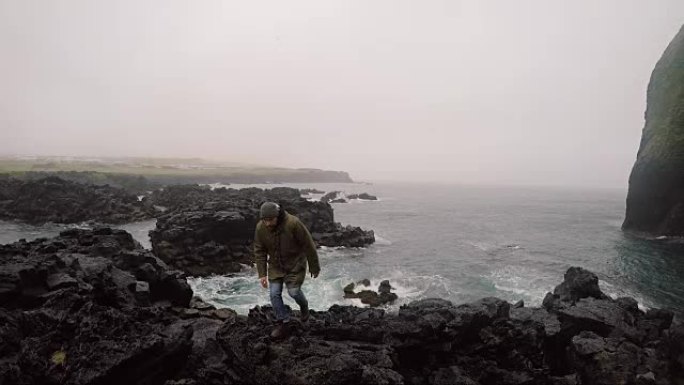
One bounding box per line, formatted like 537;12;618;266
0;176;159;224
149;185;375;276
1;234;682;385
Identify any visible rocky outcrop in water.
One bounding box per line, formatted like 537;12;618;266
149;185;375;276
320;191;378;203
343;279;398;307
623;25;684;237
1;229;682;385
320;191;343;203
348;193;378;201
0;176;159;224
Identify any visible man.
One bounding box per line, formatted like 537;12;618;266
253;201;320;339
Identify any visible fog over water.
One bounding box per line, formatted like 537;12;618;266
2;1;684;186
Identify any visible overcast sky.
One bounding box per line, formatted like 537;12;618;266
1;1;683;186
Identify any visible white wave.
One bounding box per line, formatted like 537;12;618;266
468;241;496;252
348;198;382;203
467;241;524;255
599;281;652;312
487;265;556;307
373;235;392;246
187;264;455;315
206;183;230;190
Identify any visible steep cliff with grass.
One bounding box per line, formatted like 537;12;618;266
623;25;684;236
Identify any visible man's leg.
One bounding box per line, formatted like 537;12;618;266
269;279;289;322
286;283;309;321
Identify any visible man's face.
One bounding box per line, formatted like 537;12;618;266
263;216;278;229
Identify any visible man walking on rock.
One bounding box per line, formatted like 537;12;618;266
254;202;321;339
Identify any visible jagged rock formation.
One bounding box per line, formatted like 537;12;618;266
1;230;682;385
623;25;684;236
0;176;159;224
149;185;375;276
0;228;207;384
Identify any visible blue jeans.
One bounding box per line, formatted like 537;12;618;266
269;279;308;322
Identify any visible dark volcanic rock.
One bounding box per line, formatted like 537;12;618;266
0;227;192;310
313;224;376;248
0;176;159;224
207;268;683;385
149;186;374;276
543;267;608;306
623;25;684;236
0;228;208;385
2;246;684;385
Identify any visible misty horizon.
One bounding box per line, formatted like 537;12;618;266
2;1;684;187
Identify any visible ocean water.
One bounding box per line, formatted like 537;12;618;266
2;182;683;317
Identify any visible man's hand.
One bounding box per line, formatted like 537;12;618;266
259;277;268;288
310;271;319;279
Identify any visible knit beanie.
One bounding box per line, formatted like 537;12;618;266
260;202;280;219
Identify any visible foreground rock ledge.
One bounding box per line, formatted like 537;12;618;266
1;230;682;385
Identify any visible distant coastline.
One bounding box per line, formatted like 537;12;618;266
0;156;354;188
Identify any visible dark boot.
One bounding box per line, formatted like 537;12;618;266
300;305;310;322
270;322;289;339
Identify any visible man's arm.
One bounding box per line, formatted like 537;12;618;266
294;220;320;277
253;226;268;283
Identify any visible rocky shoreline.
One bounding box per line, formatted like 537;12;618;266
0;179;376;277
1;228;682;385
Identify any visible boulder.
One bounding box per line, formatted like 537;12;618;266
553;267;607;304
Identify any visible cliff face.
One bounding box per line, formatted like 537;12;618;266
623;25;684;236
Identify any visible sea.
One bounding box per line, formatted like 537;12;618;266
2;182;683;318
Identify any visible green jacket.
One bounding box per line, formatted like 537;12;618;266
253;210;320;286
